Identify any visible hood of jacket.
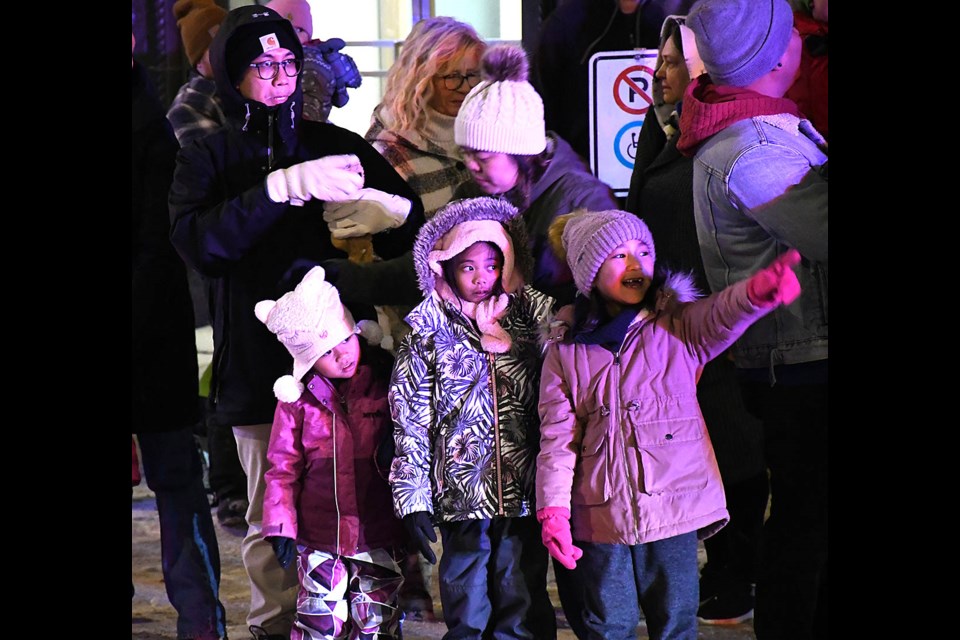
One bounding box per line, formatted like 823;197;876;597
412;197;534;297
209;4;304;133
675;77;801;157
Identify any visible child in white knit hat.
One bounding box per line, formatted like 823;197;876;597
254;266;406;640
388;196;559;637
536;208;803;639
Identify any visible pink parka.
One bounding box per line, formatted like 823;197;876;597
536;275;771;545
262;357;405;555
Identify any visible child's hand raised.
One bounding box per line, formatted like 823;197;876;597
747;248;802;308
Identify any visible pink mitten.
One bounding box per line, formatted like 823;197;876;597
537;506;583;570
747;248;802;308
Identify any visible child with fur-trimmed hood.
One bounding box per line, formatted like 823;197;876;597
536;208;803;638
388;196;558;637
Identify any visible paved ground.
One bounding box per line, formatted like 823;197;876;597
132;486;757;640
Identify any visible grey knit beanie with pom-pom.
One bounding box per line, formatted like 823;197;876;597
454;43;546;155
549;209;656;297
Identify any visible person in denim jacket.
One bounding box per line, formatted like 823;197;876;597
676;1;828;638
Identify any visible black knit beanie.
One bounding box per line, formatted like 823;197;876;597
226;18;301;87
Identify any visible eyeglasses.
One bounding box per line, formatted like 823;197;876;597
439;72;481;92
248;58;303;80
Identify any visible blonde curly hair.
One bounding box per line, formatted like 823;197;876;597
379;16;486;134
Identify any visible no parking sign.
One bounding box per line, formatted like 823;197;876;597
588;49;658;197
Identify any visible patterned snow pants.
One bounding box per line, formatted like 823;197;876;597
292;545;404;640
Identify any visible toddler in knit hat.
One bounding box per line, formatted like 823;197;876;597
253;265;407;639
535;209;804;634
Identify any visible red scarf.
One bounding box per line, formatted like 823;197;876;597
676;76;802;157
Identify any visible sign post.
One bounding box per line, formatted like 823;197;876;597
588;49;659;198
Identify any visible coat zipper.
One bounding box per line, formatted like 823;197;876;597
266;111;275;171
488;351;505;516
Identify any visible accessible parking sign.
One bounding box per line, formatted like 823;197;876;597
588;49;659;197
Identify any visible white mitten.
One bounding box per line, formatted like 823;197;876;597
323;188;412;239
266;154;364;204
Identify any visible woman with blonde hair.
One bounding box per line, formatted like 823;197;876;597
366;16;486;217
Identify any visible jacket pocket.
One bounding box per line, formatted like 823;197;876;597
571;405;610;506
625;395;710;495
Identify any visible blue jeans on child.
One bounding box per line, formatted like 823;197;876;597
138;426;227;640
437;517;556;639
579;532;699;640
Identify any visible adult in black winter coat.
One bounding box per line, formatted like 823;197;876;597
167;7;424;638
132;44;227;640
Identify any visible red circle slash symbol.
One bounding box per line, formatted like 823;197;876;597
613;65;654;115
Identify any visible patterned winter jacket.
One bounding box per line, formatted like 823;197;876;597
537;274;773;545
388;198;555;522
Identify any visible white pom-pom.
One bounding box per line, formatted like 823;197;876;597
273;375;304;403
356;319;383;346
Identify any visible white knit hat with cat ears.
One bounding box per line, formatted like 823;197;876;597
254;266;358;402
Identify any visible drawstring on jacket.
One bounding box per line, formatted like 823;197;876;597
579;0;643;65
241;102;251;131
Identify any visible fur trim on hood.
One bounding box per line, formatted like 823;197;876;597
412;196;534;297
655;270;703;312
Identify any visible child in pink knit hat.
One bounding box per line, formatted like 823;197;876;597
254;266;406;640
536;208;802;639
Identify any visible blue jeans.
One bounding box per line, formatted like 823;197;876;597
437;517;556;639
579;532;699;640
139;427;227;639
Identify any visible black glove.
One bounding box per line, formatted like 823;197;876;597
267;535;296;569
403;512;438;564
319;257;345;287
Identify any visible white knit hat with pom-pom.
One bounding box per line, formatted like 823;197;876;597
254;266;358;403
455;43;546;155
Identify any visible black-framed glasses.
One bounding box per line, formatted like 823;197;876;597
439;72;481;92
248;58;303;80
